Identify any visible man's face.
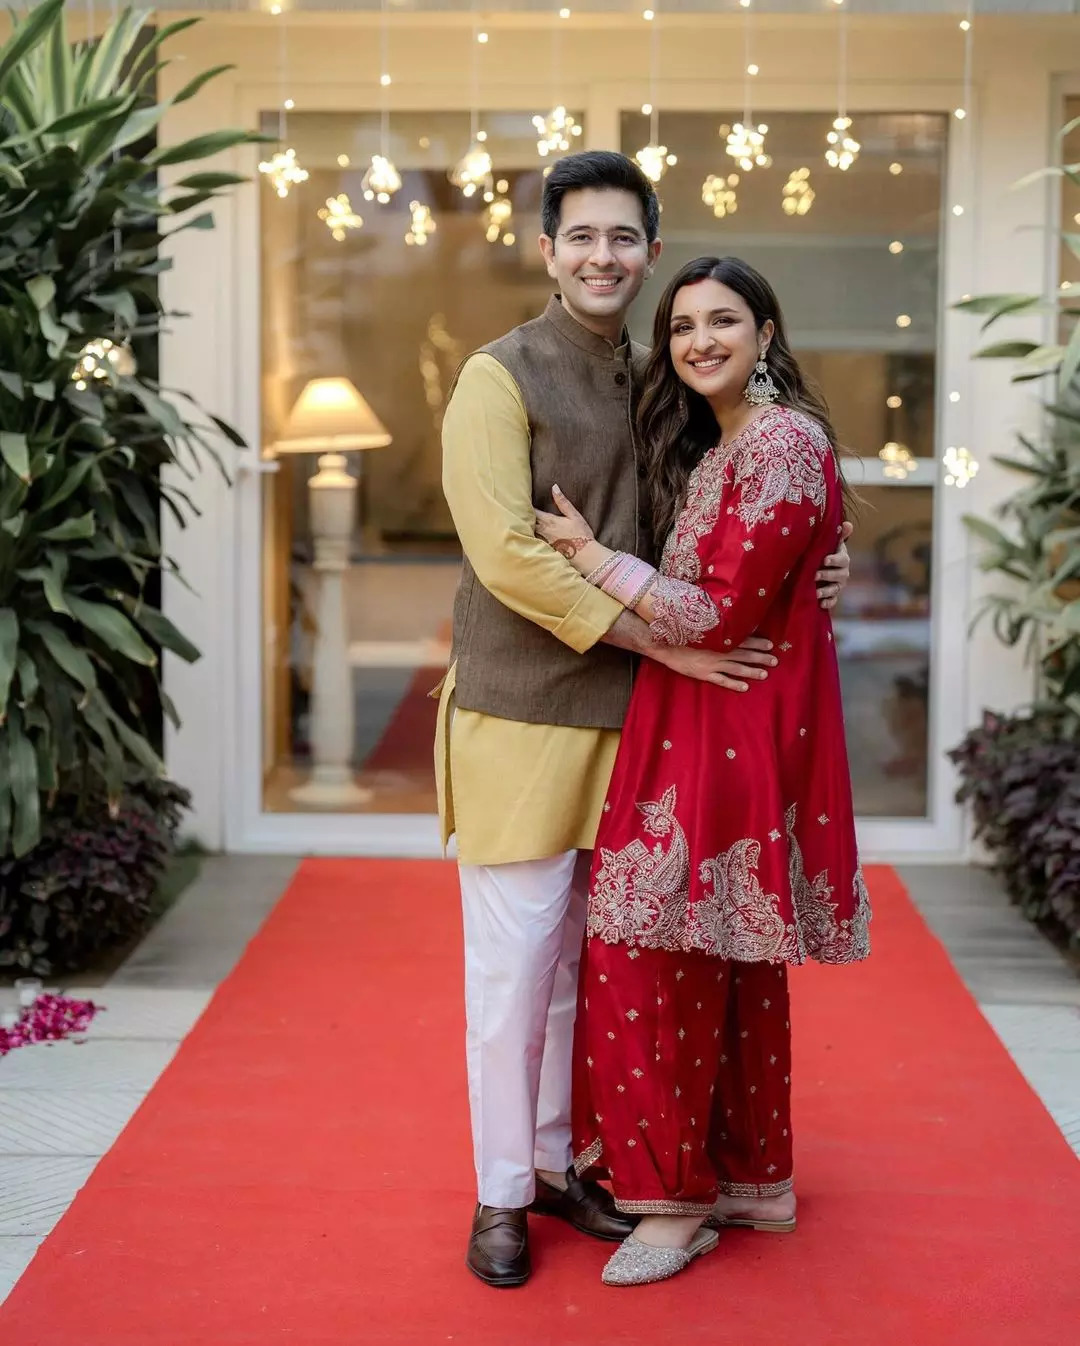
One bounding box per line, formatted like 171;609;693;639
538;187;661;337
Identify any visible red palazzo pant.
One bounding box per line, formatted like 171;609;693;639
571;938;793;1215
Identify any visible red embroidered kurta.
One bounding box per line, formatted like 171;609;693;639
587;404;870;965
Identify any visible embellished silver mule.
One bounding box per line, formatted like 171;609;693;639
600;1226;719;1287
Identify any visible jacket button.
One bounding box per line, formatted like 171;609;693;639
614;371;627;385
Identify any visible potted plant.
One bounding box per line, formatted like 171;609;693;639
0;1;260;972
949;119;1080;951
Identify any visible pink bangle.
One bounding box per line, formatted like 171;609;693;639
586;552;622;587
627;572;658;609
600;555;658;609
598;554;638;602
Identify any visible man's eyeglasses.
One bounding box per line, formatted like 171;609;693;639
554;228;648;253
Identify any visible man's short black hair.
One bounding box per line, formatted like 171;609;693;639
540;150;661;243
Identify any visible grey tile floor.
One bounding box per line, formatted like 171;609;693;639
0;856;1076;1305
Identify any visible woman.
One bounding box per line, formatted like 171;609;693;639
535;256;870;1287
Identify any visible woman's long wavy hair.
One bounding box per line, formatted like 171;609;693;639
638;256;852;549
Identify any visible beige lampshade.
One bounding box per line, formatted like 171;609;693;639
273;377;392;453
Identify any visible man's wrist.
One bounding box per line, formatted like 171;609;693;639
601;609;656;655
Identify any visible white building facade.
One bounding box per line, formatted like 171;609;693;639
152;0;1080;860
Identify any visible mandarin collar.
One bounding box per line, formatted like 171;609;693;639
544;294;630;362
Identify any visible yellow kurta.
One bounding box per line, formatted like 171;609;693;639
436;353;624;866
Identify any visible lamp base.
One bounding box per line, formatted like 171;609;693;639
289;767;373;808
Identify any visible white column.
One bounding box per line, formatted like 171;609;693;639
290;455;371;807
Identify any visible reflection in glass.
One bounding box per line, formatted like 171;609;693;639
834;487;932;818
260;111;579;814
621;110;945;817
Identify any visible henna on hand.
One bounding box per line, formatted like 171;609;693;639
553;536;592;559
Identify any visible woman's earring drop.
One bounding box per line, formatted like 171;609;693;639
744;353;780;407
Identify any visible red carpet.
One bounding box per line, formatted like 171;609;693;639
2;863;1078;1345
362;663;442;775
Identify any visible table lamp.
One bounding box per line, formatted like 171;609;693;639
273;376;392;807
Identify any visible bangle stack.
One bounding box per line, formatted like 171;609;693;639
588;551;658;611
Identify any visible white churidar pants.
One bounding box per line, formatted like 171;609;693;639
459;849;592;1209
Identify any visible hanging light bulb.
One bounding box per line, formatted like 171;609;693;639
635;144;677;183
825;2;859;170
825;115;860;170
454;5;496;200
361;154;402;204
263;4;305;203
879;442;916;480
532;106;583;158
701;172;739;220
725;123;771;172
781;166;815;216
450;142;494;198
71;338;136;390
633;2;678;185
365;0;403;205
943;446;979;488
318;193;364;242
405;200;437;246
534;2;583;161
259;147;309;198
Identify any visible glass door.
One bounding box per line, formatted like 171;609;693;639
257;109;583;823
620;109;948;826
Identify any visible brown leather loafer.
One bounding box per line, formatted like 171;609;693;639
466;1204;531;1287
531;1166;637;1242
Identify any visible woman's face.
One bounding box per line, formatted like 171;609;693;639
667;277;773;407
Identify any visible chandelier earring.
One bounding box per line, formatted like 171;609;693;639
744;350;780;407
676;383;688;423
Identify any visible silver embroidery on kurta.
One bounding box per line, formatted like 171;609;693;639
587;786;869;965
786;804;871;963
659;407;829;587
648;575;720;646
694;839;800;962
588;786;690;948
734;420;828;531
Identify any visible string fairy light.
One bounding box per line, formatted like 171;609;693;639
782;166;815;216
725;2;771;173
258;5;309;198
405;200;436;246
635;3;677;182
318;194;363;242
879;442;917;480
485;187;516;246
943;0;979;488
942;445;979;488
71;338;135;391
825;1;860;170
702;172;740;220
362;0;402;203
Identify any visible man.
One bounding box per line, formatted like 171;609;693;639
436;151;850;1287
